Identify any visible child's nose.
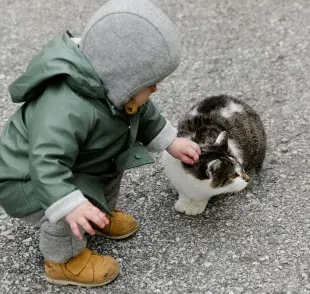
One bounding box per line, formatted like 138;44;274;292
150;85;157;93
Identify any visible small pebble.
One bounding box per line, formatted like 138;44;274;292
281;138;289;143
22;237;32;245
259;256;270;261
33;285;43;290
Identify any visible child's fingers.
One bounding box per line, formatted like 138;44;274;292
77;217;95;236
191;142;201;155
97;212;109;226
86;214;106;229
87;213;105;228
185;147;199;162
101;215;110;226
90;207;109;227
69;222;83;240
180;154;194;165
96;209;109;225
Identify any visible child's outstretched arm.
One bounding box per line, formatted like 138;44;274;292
137;100;200;164
137;100;175;152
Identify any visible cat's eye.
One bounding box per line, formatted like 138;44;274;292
231;172;239;179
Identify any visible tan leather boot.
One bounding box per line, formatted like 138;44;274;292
44;248;119;287
94;209;139;240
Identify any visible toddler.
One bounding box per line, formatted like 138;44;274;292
0;0;200;287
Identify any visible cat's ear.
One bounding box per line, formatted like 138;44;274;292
206;159;221;178
215;131;228;150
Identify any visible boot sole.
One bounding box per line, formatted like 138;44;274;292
44;269;119;287
95;224;140;240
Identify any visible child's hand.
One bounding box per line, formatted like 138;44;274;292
65;201;109;239
167;138;201;164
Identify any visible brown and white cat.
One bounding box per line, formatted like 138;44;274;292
163;95;266;215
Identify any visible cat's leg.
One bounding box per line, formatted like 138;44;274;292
183;198;209;215
175;194;209;215
174;194;192;213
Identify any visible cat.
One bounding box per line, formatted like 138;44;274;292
162;95;266;215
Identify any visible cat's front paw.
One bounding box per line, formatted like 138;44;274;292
175;198;191;213
175;198;207;215
184;201;206;215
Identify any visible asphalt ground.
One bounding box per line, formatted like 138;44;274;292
0;0;309;293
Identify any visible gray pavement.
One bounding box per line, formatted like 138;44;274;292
0;0;310;293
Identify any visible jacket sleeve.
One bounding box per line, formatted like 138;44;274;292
137;100;177;152
28;90;94;223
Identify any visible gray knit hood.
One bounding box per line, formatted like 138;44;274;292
80;0;181;109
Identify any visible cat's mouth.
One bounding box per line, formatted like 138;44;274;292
211;174;250;189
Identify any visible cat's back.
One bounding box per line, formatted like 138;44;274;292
178;95;266;170
188;95;259;122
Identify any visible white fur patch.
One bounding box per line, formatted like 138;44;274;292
188;107;199;116
228;139;243;164
215;131;227;145
221;102;244;118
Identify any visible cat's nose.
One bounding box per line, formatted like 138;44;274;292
242;173;250;182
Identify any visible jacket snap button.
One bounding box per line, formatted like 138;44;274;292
135;154;142;159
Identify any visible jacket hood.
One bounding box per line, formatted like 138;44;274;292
80;0;181;109
9;31;107;103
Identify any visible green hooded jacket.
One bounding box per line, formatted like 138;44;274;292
0;31;178;222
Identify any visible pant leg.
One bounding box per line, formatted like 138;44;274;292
39;217;87;263
22;211;87;263
102;171;124;211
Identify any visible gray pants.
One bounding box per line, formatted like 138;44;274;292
22;172;123;263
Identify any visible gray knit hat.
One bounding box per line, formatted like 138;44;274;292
80;0;181;109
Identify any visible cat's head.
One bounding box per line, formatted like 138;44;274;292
186;131;250;191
